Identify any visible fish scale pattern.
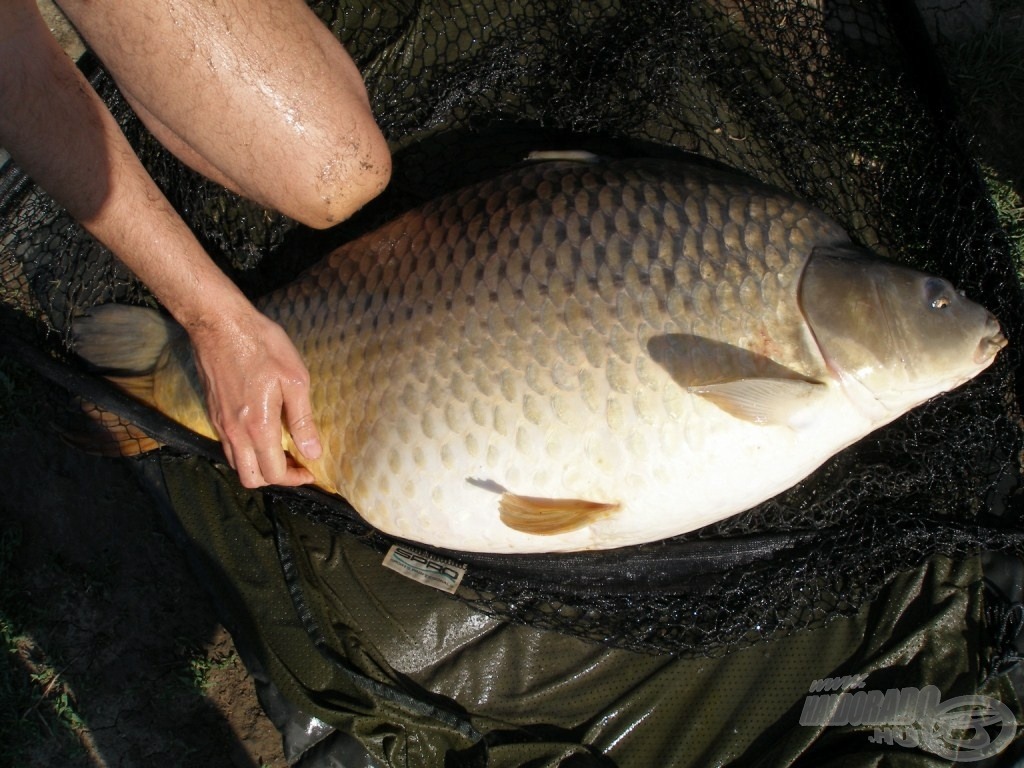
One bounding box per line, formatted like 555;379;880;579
1;0;1022;650
84;157;967;557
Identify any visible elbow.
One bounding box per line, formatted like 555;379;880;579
299;127;392;230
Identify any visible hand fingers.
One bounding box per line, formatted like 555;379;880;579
218;387;319;489
231;437;315;488
233;456;316;488
208;404;241;473
221;442;236;471
233;446;265;489
191;313;318;489
282;378;322;461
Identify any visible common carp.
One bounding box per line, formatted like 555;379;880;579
74;158;1006;553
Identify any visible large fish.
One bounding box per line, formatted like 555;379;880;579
74;158;1006;553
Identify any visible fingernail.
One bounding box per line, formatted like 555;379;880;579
300;438;322;460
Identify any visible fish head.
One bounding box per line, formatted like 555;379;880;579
799;244;1006;418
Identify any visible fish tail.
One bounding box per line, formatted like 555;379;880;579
71;304;179;456
74;304;176;379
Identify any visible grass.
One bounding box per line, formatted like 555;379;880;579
0;526;90;767
0;348;285;765
984;169;1024;268
0;363;92;763
936;2;1024;270
0;503;261;767
945;6;1024;128
175;638;240;697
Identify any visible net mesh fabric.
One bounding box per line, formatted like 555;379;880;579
1;0;1022;656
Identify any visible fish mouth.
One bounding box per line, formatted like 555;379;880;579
975;316;1008;365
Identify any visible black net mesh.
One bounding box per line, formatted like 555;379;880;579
1;0;1023;656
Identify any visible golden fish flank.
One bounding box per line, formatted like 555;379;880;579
74;158;1006;553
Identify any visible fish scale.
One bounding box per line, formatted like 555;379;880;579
266;161;844;547
74;157;1005;553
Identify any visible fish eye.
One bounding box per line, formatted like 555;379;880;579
924;277;954;310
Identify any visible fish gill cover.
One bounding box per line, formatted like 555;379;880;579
1;0;1022;654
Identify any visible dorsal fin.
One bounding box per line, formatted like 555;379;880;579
499;493;620;535
525;150;601;164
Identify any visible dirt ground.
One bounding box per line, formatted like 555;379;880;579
0;4;286;761
0;400;287;767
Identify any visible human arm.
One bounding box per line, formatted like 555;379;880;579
0;0;321;488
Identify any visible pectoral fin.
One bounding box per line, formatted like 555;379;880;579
499;493;620;536
647;333;806;387
692;378;826;426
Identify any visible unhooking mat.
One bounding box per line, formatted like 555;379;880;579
143;455;1024;767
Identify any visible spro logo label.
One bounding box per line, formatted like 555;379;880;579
382;545;467;594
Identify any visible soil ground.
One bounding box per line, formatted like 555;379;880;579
0;384;287;767
0;4;286;763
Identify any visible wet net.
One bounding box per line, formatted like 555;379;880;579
1;0;1023;656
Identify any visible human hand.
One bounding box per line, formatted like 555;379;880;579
188;306;322;489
